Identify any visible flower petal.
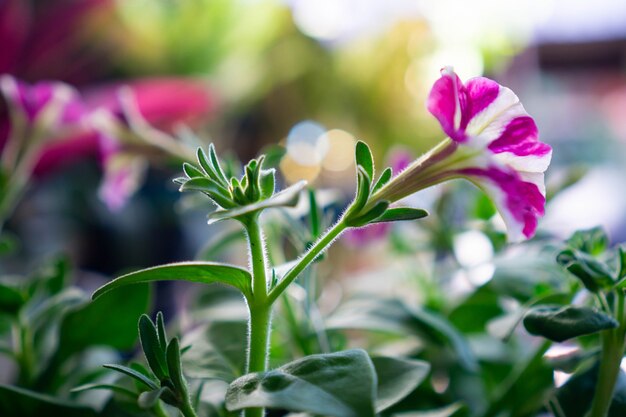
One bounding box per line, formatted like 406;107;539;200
427;68;465;142
459;166;545;242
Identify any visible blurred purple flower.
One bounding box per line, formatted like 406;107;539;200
343;222;391;248
1;75;216;211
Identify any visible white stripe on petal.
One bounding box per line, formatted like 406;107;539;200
492;149;552;174
465;87;522;140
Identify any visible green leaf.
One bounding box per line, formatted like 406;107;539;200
372;356;430;412
57;283;150;361
372;167;392;194
391;403;464;417
557;249;614;292
523;305;618;342
208;180;307;224
345;201;389;227
182;321;247;382
0;232;17;256
156;312;168;353
259;169;276;199
225;349;377;417
92;261;252;300
326;298;477;371
617;245;626;282
139;314;168;381
197;147;224;186
103;364;159;390
182;162;205;179
71;383;137;398
0;384;98;417
0;281;25;315
370;207;429;224
138;387;177;409
355;141;374;180
179;177;235;209
208;144;230;186
345;167;371;220
167;338;188;395
566;227;609;256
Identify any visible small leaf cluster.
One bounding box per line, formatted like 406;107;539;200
344;141;427;227
99;313;195;414
176;144;275;210
176;144;308;224
523;227;625;342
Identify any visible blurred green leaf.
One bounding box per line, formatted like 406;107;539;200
183;321;247;382
71;383;137;398
0;280;25;315
103;364;159;390
57;283;150;361
566;227;609;256
326;298;477;371
372;356;430;412
0;384;98;417
92;262;251;300
557;363;626;417
557;249;614;292
225;349;377;417
391;403;464;417
523;305;618;342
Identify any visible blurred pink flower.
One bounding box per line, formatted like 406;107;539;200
343;222;391;247
0;0;115;84
373;67;552;241
0;75;215;211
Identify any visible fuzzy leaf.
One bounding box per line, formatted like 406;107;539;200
345;201;389;227
167;338;188;395
139;315;168;381
557;249;614;292
523;305;618;342
370;207;429;224
372;167;392;194
182;162;205;179
208;181;307;224
259;169;276;199
355;141;374;180
92;262;252;300
208;144;230;186
226;350;377;417
103;364;159;390
372;356;430;412
566;227;609;256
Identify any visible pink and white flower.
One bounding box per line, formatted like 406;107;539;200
372;67;552;241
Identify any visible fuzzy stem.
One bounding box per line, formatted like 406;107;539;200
242;216;272;417
588;292;626;417
267;218;348;305
179;397;199;417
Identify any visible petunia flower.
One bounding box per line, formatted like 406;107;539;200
371;67;552;242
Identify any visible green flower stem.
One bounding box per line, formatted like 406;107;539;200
267;218;348;305
589;292;626;417
179;397;200;417
242;215;272;417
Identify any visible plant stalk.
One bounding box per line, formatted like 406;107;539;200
242;216;272;417
588;292;626;417
267;218;347;305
